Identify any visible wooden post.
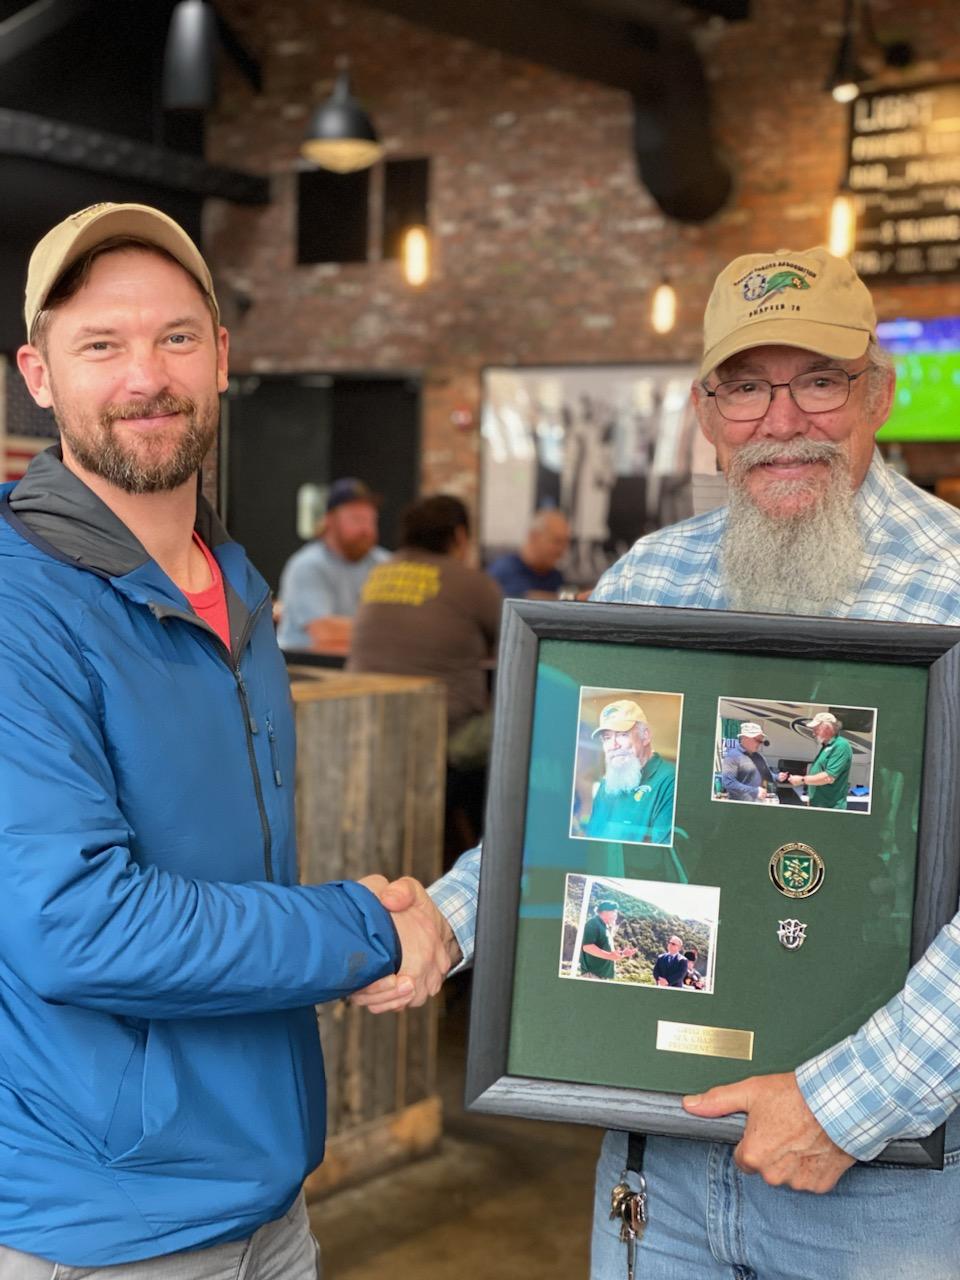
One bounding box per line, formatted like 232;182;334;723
291;670;446;1198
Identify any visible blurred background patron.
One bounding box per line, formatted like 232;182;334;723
349;495;502;853
277;478;387;654
487;508;571;599
349;494;501;742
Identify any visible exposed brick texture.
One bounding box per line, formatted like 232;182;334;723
206;0;960;507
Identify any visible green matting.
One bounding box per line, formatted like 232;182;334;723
507;638;927;1095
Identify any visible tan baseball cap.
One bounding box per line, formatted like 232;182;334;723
700;246;876;378
807;711;840;728
24;202;219;337
592;699;648;736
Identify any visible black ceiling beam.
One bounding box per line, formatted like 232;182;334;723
680;0;748;15
364;0;732;221
0;109;270;204
0;0;93;67
565;0;749;19
212;4;262;94
363;0;662;98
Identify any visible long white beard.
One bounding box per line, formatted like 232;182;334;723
720;440;864;616
604;754;643;794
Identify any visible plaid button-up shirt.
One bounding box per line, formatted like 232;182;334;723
430;451;960;1158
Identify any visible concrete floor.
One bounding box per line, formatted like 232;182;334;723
309;980;601;1279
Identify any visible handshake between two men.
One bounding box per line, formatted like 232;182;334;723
355;875;461;1011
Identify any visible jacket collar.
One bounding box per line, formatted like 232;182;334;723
8;444;231;566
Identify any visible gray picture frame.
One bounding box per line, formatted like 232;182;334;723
465;600;960;1168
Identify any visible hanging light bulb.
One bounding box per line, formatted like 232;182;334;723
402;226;430;287
302;69;384;173
828;189;858;257
651;281;677;335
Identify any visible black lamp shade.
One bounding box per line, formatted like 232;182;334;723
163;0;218;111
302;71;384;173
825;28;867;101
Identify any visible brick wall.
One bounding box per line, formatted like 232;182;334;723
206;0;960;504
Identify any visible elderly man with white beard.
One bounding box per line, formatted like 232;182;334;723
584;698;676;844
357;247;960;1279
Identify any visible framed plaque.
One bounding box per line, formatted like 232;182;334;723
465;601;960;1167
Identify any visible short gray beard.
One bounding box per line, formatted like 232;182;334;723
604;754;643;795
720;439;864;615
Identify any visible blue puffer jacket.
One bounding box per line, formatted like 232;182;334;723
0;450;400;1266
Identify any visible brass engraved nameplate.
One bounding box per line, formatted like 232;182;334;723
656;1021;755;1061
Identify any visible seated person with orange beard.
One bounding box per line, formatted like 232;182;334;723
277;477;388;654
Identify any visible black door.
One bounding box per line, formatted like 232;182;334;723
223;374;420;592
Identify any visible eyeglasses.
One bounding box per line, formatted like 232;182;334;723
703;368;869;422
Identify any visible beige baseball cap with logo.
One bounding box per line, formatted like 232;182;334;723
24;202;219;338
700;246;876;378
592;699;648;736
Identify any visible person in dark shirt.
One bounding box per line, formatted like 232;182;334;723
652;935;688;987
487;508;570;598
682;948;706;990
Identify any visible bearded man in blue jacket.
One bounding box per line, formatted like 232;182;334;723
0;204;455;1278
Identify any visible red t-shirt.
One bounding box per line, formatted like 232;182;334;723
183;534;231;651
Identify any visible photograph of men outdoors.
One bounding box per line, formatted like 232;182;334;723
713;698;876;813
559;874;719;992
571;688;682;846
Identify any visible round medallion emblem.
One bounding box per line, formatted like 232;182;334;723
769;842;825;899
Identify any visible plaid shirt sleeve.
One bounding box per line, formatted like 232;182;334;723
796;912;960;1159
428;845;481;972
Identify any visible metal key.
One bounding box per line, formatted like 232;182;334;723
609;1179;633;1223
610;1172;647;1280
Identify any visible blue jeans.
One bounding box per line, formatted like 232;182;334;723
591;1120;960;1280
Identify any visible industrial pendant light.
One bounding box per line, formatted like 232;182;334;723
302;70;384;173
825;0;868;103
162;0;219;111
827;0;916;104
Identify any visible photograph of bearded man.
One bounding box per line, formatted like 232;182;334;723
573;693;680;846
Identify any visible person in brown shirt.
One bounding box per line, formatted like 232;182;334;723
348;495;502;756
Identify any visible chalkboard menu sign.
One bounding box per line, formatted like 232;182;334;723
847;81;960;281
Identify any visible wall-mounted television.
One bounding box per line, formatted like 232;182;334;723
877;317;960;443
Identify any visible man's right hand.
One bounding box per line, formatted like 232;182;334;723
352;877;460;1013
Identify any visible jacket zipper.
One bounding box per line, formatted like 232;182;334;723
265;714;283;787
150;594;275;881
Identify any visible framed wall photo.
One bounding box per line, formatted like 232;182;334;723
465;601;960;1167
478;364;701;585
